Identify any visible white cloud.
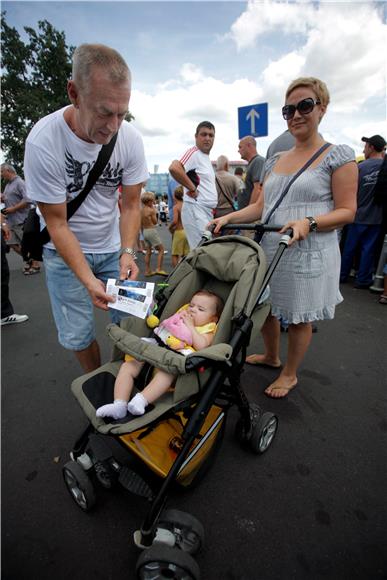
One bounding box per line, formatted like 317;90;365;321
131;65;264;171
132;1;386;173
230;0;386;113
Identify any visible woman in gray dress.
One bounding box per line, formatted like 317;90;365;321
210;77;358;398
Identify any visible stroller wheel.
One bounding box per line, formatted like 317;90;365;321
136;545;200;580
234;402;262;446
249;412;278;454
63;460;96;511
158;509;205;555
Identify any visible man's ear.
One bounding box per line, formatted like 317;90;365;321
67;80;79;108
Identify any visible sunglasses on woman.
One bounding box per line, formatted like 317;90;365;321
282;97;321;121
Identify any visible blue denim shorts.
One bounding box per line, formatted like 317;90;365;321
43;248;124;351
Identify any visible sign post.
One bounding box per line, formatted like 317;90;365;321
238;102;268;139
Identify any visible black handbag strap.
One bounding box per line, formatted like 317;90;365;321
215;175;236;211
40;133;118;243
263;142;331;225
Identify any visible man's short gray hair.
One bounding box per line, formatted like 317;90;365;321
72;44;131;93
1;163;16;174
216;155;228;171
240;135;256;148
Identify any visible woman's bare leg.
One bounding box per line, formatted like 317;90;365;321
265;322;312;398
245;314;281;367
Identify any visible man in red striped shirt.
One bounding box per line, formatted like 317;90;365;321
169;121;217;248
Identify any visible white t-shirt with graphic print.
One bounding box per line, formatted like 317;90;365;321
180;146;217;208
24;106;149;253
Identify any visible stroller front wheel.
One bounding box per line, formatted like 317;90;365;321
158;509;205;555
136;544;200;580
63;460;96;511
250;412;278;454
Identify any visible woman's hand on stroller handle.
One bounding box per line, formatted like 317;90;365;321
206;214;231;234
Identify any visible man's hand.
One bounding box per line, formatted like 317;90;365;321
2;206;15;215
119;254;139;281
186;189;198;200
1;223;11;241
88;278;116;311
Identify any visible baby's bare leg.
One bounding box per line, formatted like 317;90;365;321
128;369;176;416
96;359;144;419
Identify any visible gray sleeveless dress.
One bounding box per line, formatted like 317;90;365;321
261;144;355;324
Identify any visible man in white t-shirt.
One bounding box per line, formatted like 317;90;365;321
169;121;216;248
24;44;149;372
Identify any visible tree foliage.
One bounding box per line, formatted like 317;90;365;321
1;13;75;172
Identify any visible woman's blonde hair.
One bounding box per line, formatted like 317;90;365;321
141;191;155;204
285;77;330;107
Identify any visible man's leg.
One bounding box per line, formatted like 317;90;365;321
74;340;101;373
181;203;212;249
1;235;14;318
43;248;99;373
340;224;362;282
356;225;381;286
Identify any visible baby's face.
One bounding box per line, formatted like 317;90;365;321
187;294;218;326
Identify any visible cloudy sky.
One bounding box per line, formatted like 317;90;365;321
3;0;387;172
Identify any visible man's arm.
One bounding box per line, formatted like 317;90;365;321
119;183;143;280
38;201;114;311
2;199;29;215
169;160;197;199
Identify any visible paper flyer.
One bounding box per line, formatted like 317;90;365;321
106;279;155;318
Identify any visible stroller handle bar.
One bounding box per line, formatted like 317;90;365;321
205;223;293;239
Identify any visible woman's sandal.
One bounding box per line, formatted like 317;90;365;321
379;294;387;304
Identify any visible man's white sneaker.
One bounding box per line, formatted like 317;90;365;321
1;314;29;326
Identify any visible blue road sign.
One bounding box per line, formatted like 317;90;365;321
238;102;268;139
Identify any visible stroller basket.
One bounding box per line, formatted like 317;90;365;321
119;404;225;487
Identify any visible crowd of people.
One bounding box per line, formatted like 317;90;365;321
1;43;386;403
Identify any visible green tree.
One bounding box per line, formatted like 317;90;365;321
1;13;75;172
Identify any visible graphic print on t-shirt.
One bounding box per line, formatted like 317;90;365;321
65;149;124;197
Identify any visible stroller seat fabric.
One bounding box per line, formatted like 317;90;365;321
71;235;270;435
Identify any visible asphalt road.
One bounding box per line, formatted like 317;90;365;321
2;226;387;580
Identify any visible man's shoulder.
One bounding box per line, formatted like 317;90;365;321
118;120;142;140
27;107;67;145
180;146;199;164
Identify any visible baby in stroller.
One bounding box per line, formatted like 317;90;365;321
96;290;224;419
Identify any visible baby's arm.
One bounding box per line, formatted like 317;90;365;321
181;311;215;350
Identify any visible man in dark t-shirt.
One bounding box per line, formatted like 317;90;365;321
340;134;386;288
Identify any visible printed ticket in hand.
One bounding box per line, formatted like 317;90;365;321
106;279;155;318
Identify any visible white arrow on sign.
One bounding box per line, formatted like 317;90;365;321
246;108;260;135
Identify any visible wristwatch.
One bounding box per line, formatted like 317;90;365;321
119;247;137;259
306;216;318;232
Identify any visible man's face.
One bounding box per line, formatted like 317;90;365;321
70;66;131;144
238;139;249;161
1;168;12;182
195;127;215;154
363;142;371;159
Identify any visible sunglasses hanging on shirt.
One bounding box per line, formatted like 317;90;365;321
282;97;321;121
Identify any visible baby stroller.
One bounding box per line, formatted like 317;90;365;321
63;225;292;579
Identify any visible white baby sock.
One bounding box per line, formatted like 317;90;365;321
96;399;128;420
127;393;148;416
